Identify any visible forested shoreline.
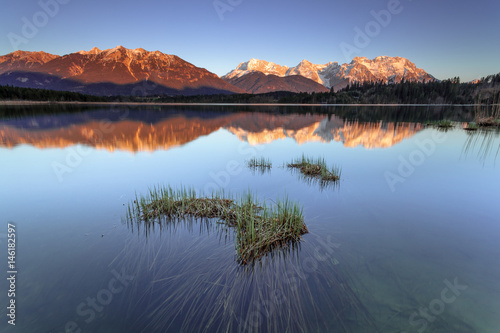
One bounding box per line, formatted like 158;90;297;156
1;73;499;105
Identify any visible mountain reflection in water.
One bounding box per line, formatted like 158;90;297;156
0;110;423;151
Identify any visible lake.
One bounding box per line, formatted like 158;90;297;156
1;104;499;332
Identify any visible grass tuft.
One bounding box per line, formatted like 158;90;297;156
436;119;453;128
287;155;341;182
247;156;272;168
126;185;307;264
247;157;272;174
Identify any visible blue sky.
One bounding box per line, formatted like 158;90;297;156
1;0;499;81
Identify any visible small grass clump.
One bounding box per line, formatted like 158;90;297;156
234;194;306;263
247;157;272;173
425;119;454;131
287;155;341;182
127;186;307;264
436;119;453;128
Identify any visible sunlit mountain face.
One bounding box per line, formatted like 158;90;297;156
0;109;424;152
222;56;435;92
0;47;244;95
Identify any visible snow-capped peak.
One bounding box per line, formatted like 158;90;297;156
223;59;290;79
77;47;102;55
222;56;435;89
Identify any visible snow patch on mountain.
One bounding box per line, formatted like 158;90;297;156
223;56;435;90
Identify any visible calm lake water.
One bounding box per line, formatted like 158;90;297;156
0;104;499;333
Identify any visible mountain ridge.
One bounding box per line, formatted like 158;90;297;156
222;56;435;92
0;46;244;96
224;72;330;94
0;48;436;96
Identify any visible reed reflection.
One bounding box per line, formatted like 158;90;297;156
462;128;500;165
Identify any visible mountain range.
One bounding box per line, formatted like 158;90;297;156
0;46;244;96
0;47;435;96
222;56;435;92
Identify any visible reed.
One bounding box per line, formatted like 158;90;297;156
474;94;500;127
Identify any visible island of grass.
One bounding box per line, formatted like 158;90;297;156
287;155;341;182
476;117;500;127
425;119;454;128
127;186;308;264
436;119;453;128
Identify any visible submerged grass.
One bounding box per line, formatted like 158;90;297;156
114;227;375;333
287;155;341;182
247;156;272;175
247;156;272;169
127;185;308;264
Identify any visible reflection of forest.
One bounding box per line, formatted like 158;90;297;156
0;111;424;151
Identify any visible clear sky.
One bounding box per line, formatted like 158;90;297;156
1;0;499;81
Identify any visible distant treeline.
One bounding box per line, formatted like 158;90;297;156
0;85;108;102
131;73;498;105
317;74;500;105
1;73;499;105
116;73;499;105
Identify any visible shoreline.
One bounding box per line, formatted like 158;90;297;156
0;100;490;107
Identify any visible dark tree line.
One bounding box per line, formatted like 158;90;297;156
275;73;500;105
1;73;499;105
0;85;108;102
138;73;500;105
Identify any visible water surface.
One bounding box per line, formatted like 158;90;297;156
1;105;499;332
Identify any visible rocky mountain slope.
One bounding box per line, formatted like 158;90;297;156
0;49;436;96
0;47;244;96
